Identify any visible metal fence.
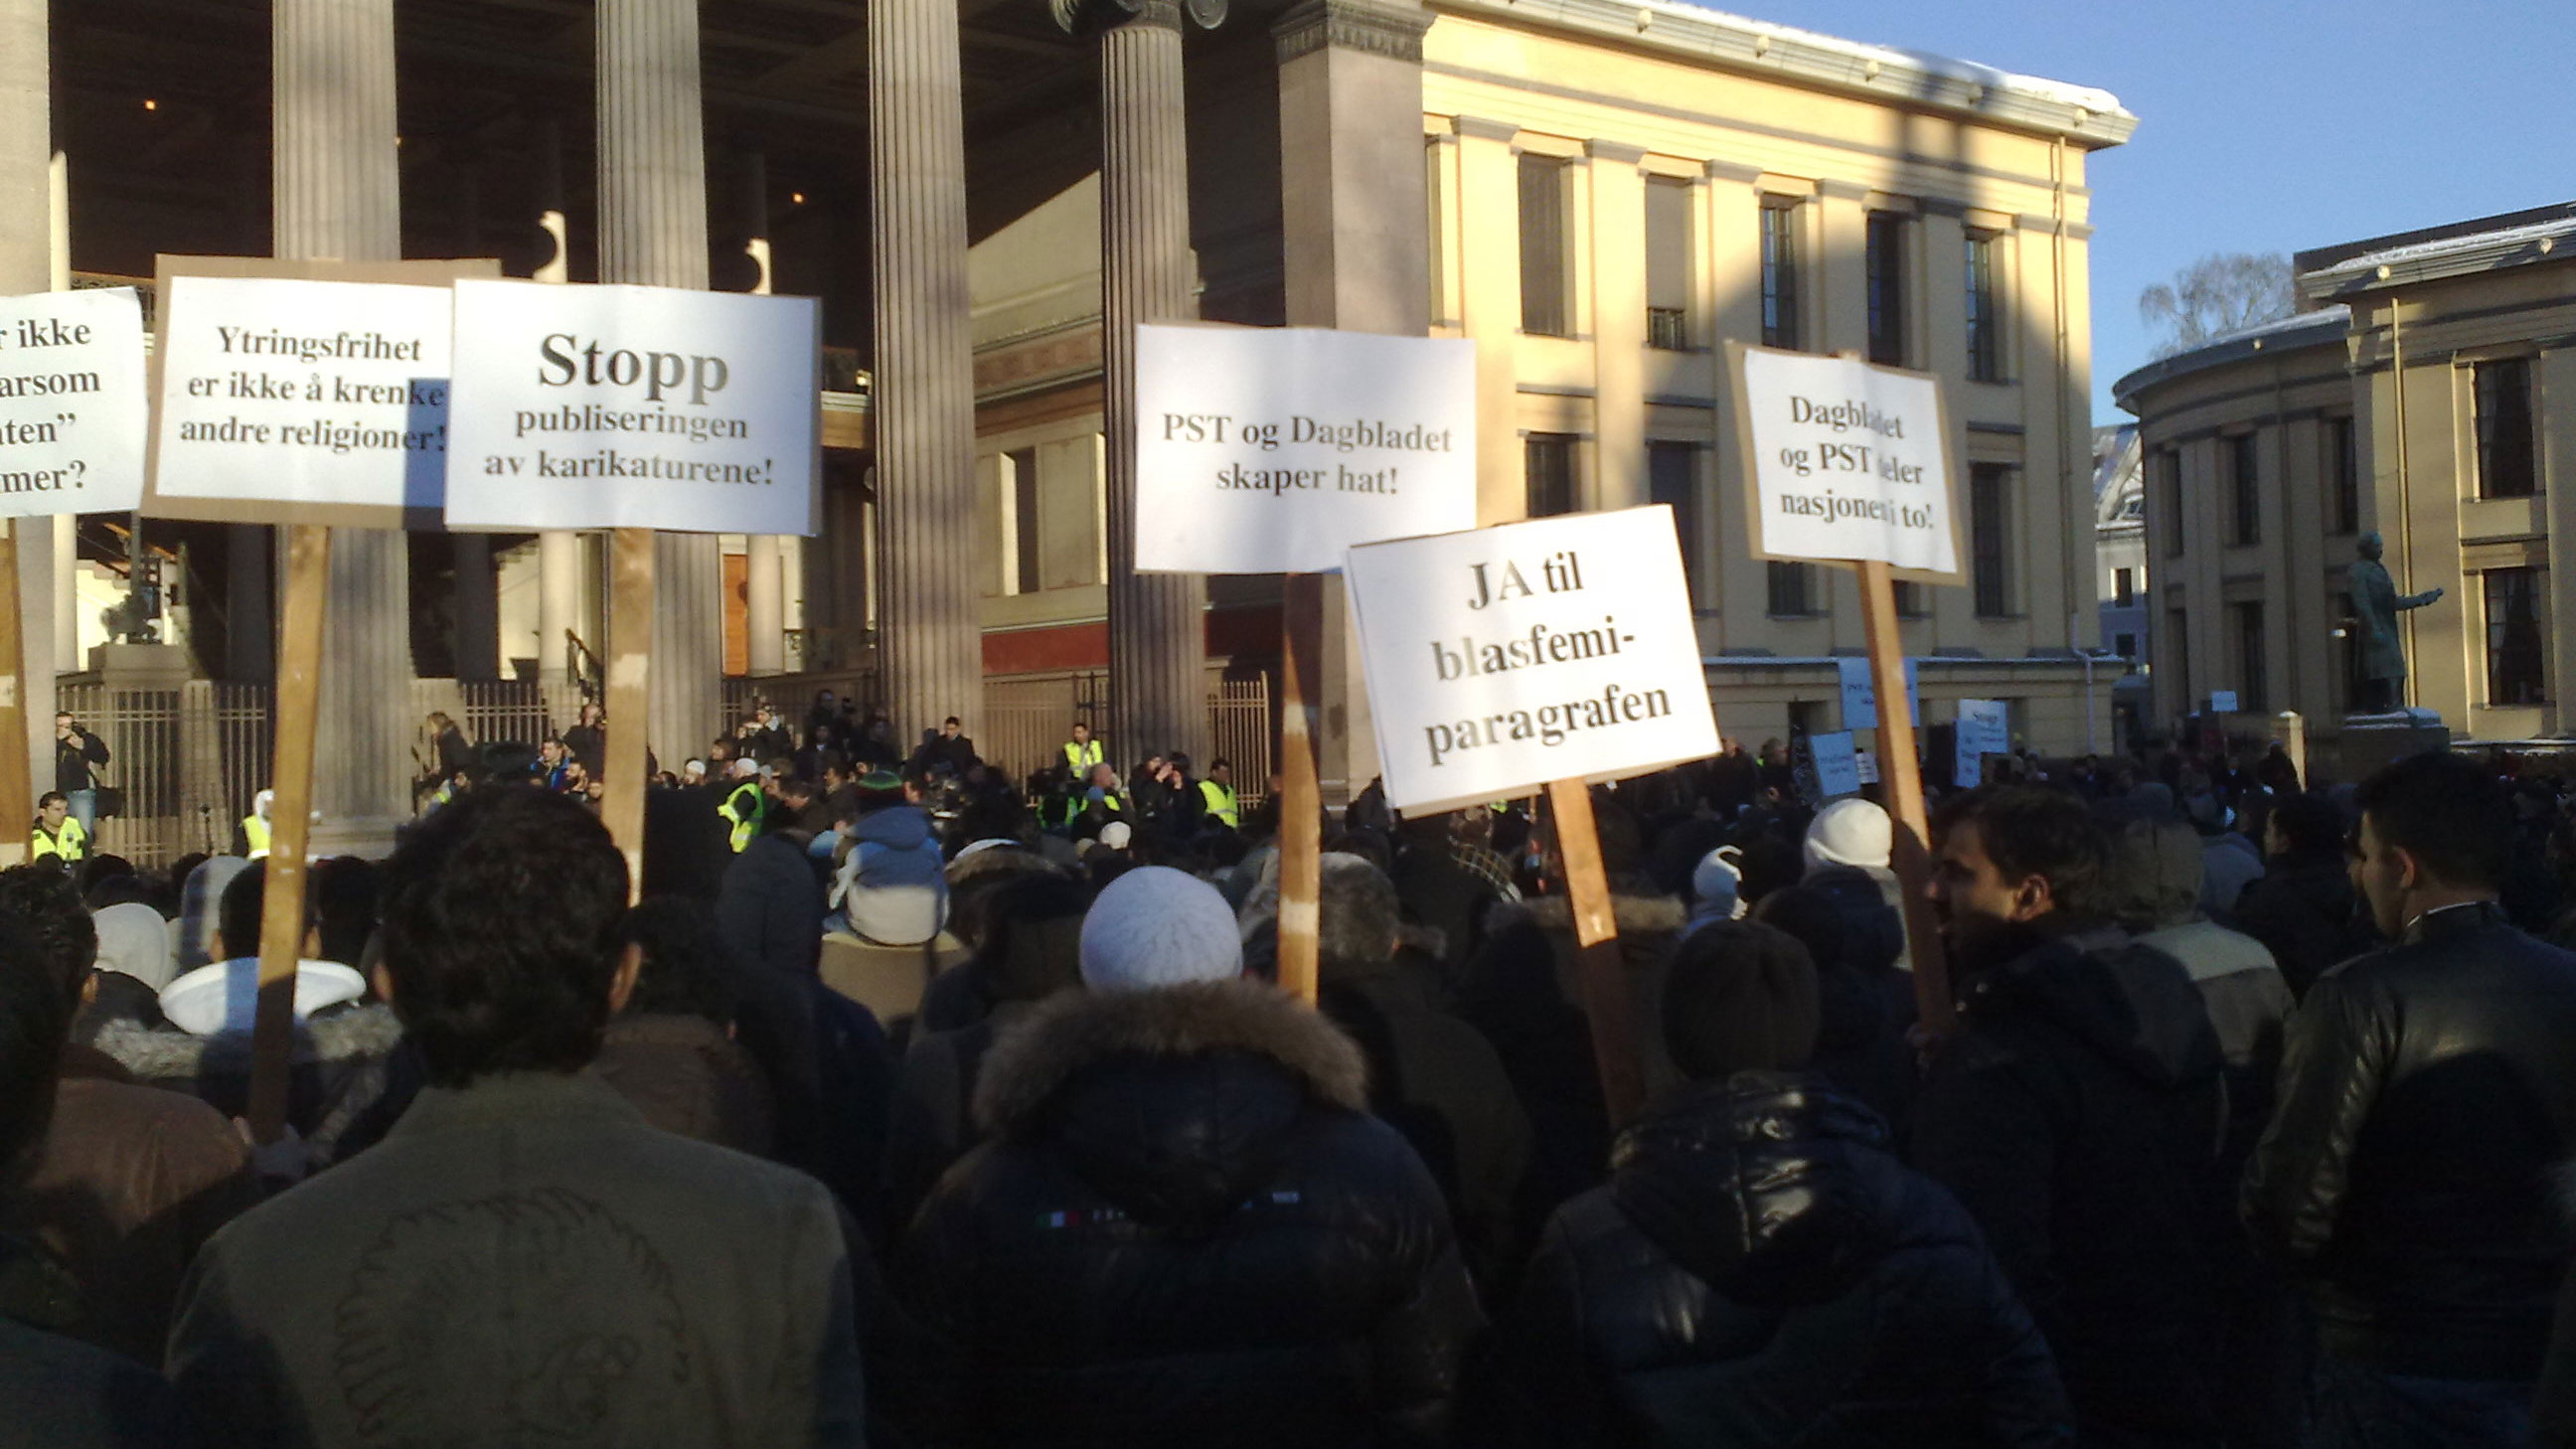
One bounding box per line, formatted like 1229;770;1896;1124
56;681;273;867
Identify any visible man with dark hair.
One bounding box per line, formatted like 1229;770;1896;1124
2247;752;2576;1449
168;788;864;1447
30;790;86;865
1913;786;2228;1449
2233;790;2371;998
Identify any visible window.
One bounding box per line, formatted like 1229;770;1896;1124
2115;632;2138;659
1007;447;1041;595
2231;601;2267;714
1970;463;2012;617
2327;415;2359;535
1518;154;1572;338
1648;441;1699;597
2475;359;2537;499
1893;579;1930;618
1865;212;1906;367
1760;201;1802;351
1645;178;1691;350
1424;137;1446;327
2484;566;2549;705
2114;567;2135;607
2227;432;2260;547
2159;449;2184;559
2168;606;2191;712
1525;433;1577;517
1767;561;1813;617
1965;233;2004;382
1786;700;1826;738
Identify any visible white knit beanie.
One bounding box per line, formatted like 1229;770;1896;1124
1079;866;1243;993
1804;798;1893;873
1691;847;1743;919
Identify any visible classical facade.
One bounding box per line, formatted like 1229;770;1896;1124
2114;202;2576;746
11;0;2134;861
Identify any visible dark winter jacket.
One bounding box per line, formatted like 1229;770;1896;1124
2231;851;2372;998
1472;1073;2071;1449
2243;901;2576;1380
718;828;826;979
1454;892;1689;1222
1910;915;2228;1448
893;978;1483;1448
1755;867;1918;1129
1318;962;1535;1296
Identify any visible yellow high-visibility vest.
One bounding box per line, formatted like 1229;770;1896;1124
1063;738;1104;773
721;781;766;853
241;814;272;860
31;816;85;863
1199;779;1239;829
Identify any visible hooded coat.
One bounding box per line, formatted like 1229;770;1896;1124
1471;1073;2071;1449
1909;916;2229;1449
893;978;1483;1448
832;805;948;948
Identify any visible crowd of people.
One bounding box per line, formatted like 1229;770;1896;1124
9;703;2576;1449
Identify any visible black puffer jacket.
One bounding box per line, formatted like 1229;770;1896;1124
1470;1073;2070;1448
893;978;1483;1448
1910;916;2227;1449
2244;901;2576;1380
2230;851;2373;998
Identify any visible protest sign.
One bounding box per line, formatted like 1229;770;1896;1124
1345;505;1718;817
1855;747;1880;785
0;288;146;517
1134;324;1475;574
1728;343;1962;580
2209;690;2239;714
1810;730;1862;798
1955;699;2012;789
444;280;820;535
1837;655;1920;732
154;276;454;515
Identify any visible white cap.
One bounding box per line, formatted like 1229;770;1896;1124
1078;866;1242;993
1098;820;1133;852
1692;846;1744;914
159;958;368;1038
1804;797;1893;873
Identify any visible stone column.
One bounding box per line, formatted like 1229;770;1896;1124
1081;0;1217;765
451;535;499;680
1452;115;1521;526
745;537;785;676
277;0;409;854
598;0;722;765
537;528;580;700
1274;0;1430;800
870;0;983;743
228;526;274;681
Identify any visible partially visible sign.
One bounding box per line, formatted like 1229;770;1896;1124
1855;747;1880;786
2209;690;2240;714
0;288;145;518
1810;729;1862;798
1955;698;2012;789
1135;324;1476;574
444;280;820;535
1346;505;1719;816
155;276;453;514
1837;655;1921;731
1729;343;1961;580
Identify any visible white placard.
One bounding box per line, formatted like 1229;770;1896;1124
1345;505;1719;816
1734;345;1958;577
156;276;453;510
1135;324;1476;574
2209;690;2239;714
1837;655;1922;731
1810;729;1862;798
443;279;820;535
1955;698;2011;789
0;288;146;518
1854;747;1880;785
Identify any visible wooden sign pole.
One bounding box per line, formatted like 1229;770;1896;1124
1855;558;1954;1035
0;520;28;868
244;523;329;1143
601;527;655;900
1547;775;1645;1127
1275;572;1323;1004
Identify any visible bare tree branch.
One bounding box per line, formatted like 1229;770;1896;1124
2138;252;2297;359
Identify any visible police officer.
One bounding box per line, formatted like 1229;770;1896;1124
1062;721;1105;775
30;791;86;864
1198;757;1240;831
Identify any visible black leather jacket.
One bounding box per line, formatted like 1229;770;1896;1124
2243;900;2576;1379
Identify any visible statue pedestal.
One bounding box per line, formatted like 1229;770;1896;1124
2339;708;2450;780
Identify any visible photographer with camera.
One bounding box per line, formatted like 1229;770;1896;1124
52;713;109;840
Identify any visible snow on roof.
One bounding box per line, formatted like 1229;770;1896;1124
2108;305;2349;408
2306;215;2576;287
1657;0;2129;116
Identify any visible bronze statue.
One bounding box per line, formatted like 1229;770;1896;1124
2349;532;2441;714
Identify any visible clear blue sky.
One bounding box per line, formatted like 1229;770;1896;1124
1723;0;2576;418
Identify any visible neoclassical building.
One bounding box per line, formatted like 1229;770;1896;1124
2114;201;2576;750
6;0;2132;860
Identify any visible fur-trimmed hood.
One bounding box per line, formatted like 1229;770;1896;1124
88;1001;403;1086
972;979;1369;1229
